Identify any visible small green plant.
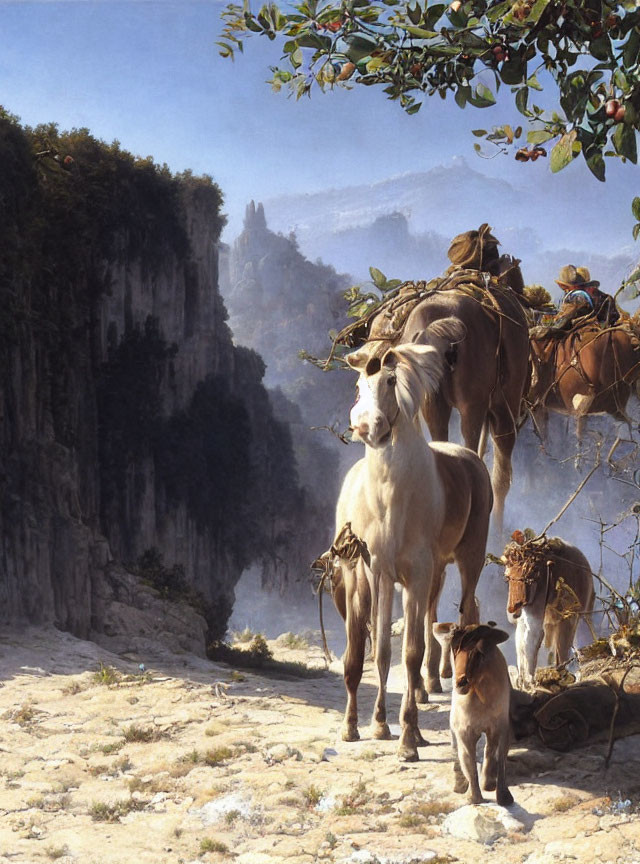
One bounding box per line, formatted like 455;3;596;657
62;680;83;695
92;663;120;686
229;670;245;682
224;808;241;825
399;812;423;828
412;799;456;819
279;632;309;650
324;831;338;850
302;784;323;809
100;741;124;755
552;794;579;813
248;633;272;661
89;798;142;822
234;626;255;643
204;746;234;767
199;837;228;854
122;724;160;743
357;749;377;762
45;846;68;861
335;780;368;816
9;703;36;725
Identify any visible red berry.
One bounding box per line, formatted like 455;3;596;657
605;99;620;117
614;105;626;123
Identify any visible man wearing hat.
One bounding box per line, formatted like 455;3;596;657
554;265;620;328
447;223;525;293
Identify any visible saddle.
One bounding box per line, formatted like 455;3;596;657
337;267;520;355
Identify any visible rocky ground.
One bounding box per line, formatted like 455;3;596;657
0;625;638;864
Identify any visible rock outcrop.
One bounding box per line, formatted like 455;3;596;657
0;116;305;646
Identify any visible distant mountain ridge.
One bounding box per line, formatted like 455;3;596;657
264;158;635;296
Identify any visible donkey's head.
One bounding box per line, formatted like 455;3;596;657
434;623;508;696
503;543;552;621
347;317;466;449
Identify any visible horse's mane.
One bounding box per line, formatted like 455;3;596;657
388;317;466;420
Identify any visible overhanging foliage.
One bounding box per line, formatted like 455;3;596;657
219;0;640;180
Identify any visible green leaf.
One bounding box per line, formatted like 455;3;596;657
623;30;640;69
423;3;446;29
526;72;543;91
632;197;640;223
474;83;496;107
472;129;487;137
486;0;511;21
369;266;386;288
613;123;638;164
515;87;529;116
406;102;422;114
500;55;526;86
633;223;640;242
407;2;422;25
343;32;379;62
550;130;578;173
585;151;606;182
290;47;303;68
527;128;554;145
402;25;438;38
455;86;470;109
589;35;612;62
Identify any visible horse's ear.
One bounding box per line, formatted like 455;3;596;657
423;317;467;353
382;349;398;370
433;623;455;649
346;348;370;370
477;628;509;653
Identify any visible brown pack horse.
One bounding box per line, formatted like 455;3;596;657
368;284;529;530
528;323;640;461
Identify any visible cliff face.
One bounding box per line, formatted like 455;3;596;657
220;203;359;593
0;117;302;644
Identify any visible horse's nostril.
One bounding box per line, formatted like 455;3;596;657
359;422;370;436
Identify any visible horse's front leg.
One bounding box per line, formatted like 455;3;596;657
398;573;429;761
341;567;368;742
422;565;445;696
370;574;393;741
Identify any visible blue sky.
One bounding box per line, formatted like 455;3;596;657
1;0;637;245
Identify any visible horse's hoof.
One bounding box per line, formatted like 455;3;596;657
468;793;485;806
371;722;392;740
427;678;443;694
483;778;497;792
409;726;428;747
497;789;514;807
397;745;419;763
454;778;469;794
342;725;360;743
414;685;429;704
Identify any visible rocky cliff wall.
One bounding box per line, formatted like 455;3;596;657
0;116;303;647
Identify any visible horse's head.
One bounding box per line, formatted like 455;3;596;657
434;623;509;696
503;542;551;621
347;317;466;449
528;338;556;399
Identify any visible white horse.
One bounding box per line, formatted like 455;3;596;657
337;318;493;761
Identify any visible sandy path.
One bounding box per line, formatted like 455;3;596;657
0;625;638;864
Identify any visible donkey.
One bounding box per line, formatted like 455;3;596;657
338;317;493;761
434;623;513;807
502;536;595;688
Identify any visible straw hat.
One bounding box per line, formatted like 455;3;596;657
555;265;600;290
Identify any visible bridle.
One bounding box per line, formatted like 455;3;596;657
505;555;554;611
